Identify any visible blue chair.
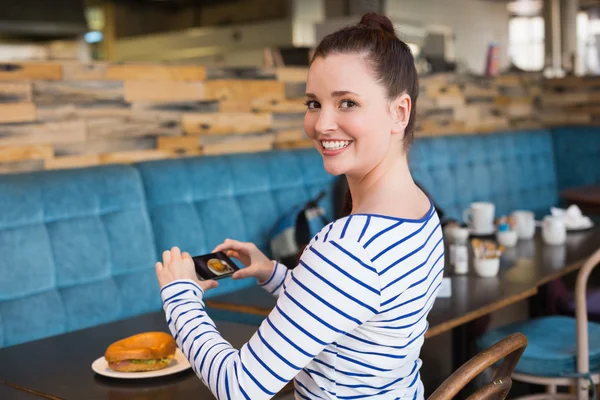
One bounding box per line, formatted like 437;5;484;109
478;248;600;399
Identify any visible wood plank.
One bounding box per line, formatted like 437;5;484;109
251;98;305;113
201;133;274;155
54;137;155;156
272;113;304;130
61;62;110;81
86;117;182;139
0;144;53;162
182;112;272;135
204;80;285;102
276;67;308;83
284;82;306;99
33;81;124;105
0;159;44;174
0;82;32;103
124;81;205;102
219;100;251;112
107;64;207;81
157;136;200;151
274;129;306;143
36;103;131;121
0;120;86;147
0;62;62;80
206;67;276;80
131;100;219;114
0;103;36;123
45;154;101;170
99;149;174;164
275;139;313;150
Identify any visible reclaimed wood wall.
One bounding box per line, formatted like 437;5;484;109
0;61;579;174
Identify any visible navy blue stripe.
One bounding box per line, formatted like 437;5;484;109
270;272;286;294
408;370;420;388
312;358;375;377
295;378;325;399
340;215;353;239
208;347;231;390
299;260;377;313
304;368;334;384
381;293;437;329
336;343;406;359
233;360;251;400
192;331;219;370
241;362;277;396
337;353;393;372
346;323;428;349
372;221;428;261
275;304;327;345
336;362;417;390
200;342;227;376
338;389;394;399
295;389;312;400
225;368;231;400
381;246;443;305
160;281;201;298
323;224;333;242
256;328;301;370
167;300;197;324
291;275;362;324
358;216;370;243
363;221;402;248
309;247;379;295
215;352;234;399
381;223;441;275
330;241;377;273
382;260;444;313
284;289;345;333
176;320;212;342
163;288;195;304
247;342;287;382
266;316;315;357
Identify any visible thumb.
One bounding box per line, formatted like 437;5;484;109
232;267;255;280
201;280;219;291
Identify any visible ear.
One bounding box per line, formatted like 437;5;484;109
389;93;411;135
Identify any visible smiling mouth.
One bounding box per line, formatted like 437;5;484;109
320;140;353;150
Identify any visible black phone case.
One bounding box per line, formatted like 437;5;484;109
192;251;240;281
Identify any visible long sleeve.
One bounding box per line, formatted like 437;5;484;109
160;237;381;400
258;261;291;298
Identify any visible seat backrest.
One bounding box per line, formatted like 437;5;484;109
428;332;527;400
135;148;336;299
411;129;559;221
552;126;600;190
0;165;158;348
575;246;600;400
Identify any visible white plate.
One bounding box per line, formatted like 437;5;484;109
567;220;595;232
468;226;496;236
92;348;191;379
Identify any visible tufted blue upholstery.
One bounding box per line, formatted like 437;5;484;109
0;166;159;347
0;127;599;348
411;129;559;220
552;126;600;190
136;149;336;299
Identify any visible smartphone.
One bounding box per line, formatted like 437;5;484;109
192;251;240;281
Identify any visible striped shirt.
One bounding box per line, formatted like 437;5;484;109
161;200;444;399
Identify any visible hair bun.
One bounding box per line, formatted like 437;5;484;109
358;13;395;35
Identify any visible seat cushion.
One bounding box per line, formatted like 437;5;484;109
552;126;600;190
477;316;600;376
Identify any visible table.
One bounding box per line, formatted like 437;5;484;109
207;228;600;339
561;185;600;215
0;312;261;400
0;382;48;400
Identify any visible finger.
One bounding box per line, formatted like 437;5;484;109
213;239;250;254
232;267;253;280
201;280;219;291
162;250;171;265
226;250;241;260
170;246;181;261
182;252;192;260
155;262;163;273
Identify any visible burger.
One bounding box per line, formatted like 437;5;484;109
104;332;177;372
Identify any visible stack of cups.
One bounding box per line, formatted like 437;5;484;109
450;227;470;274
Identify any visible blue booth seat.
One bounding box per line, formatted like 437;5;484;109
0;127;598;348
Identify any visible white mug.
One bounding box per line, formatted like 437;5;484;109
463;202;495;234
512;210;536;240
542;215;566;246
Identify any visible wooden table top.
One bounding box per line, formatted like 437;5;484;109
206;228;600;339
0;382;48;400
561;185;600;206
0;312;260;400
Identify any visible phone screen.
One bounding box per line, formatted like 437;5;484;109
192;251;240;281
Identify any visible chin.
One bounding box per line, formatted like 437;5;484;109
322;159;350;176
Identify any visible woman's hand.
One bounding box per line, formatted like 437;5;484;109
212;239;275;283
156;246;218;293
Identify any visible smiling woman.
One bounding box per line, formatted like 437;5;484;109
156;12;444;400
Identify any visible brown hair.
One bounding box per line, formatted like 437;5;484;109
310;12;419;144
311;13;419;217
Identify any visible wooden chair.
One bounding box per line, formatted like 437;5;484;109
429;332;528;400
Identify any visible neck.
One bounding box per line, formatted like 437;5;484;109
346;149;418;215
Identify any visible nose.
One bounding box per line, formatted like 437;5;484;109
314;108;338;134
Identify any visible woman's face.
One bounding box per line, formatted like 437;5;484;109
304;53;407;177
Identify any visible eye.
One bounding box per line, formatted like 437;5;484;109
304;100;320;109
340;99;357;109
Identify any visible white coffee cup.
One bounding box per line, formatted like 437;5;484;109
512;210;536;240
463;202;495;234
542;215;566;246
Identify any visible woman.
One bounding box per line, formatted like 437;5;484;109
156;13;445;399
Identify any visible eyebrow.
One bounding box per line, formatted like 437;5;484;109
305;90;359;98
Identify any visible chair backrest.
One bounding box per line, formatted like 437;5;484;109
575;247;600;400
428;332;528;400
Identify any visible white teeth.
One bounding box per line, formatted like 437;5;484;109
321;140;351;150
